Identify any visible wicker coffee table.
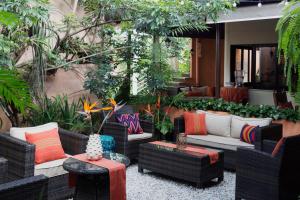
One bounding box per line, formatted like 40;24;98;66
138;142;224;188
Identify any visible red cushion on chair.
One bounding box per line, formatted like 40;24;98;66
25;128;66;164
183;112;207;135
271;137;286;157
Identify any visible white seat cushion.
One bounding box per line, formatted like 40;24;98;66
128;132;152;141
10;122;58;141
230;115;272;139
186;134;254;151
34;155;70;177
205;112;232;137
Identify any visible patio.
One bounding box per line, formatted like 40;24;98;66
1;0;300;200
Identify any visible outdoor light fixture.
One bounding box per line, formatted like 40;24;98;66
233;2;237;7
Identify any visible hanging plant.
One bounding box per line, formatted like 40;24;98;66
276;1;300;107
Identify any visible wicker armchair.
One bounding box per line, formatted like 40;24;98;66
0;128;88;200
235;134;300;200
0;157;48;200
174;116;282;170
103;105;156;160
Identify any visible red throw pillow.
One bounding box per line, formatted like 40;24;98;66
183;112;207;135
271;137;286;157
25;128;66;164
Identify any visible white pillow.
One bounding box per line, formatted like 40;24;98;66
10;122;58;141
205;112;232;137
230;116;272;139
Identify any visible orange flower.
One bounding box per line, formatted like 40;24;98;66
156;96;161;109
109;98;117;107
83;101;101;114
144;104;154;116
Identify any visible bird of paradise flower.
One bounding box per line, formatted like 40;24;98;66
78;98;125;135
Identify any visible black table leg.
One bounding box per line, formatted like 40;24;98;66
74;173;110;200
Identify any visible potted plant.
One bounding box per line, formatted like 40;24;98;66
144;93;184;141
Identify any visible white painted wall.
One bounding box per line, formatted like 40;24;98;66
224;19;279;105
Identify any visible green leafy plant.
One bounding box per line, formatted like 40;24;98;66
144;93;185;136
0;69;32;126
276;1;300;106
169;97;300;121
28;95;89;133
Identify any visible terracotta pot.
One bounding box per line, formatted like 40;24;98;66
273;120;300;137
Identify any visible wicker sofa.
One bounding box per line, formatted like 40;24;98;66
0;157;49;200
0;128;88;200
174;113;282;170
236;135;300;200
103;105;156;160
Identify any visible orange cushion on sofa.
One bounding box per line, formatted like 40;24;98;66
183;112;207;135
25;128;66;164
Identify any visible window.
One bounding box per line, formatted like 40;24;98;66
230;44;286;90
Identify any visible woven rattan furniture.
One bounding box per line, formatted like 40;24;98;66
138;142;224;188
174;116;282;170
235;135;300;200
0;128;88;200
0;157;48;200
103;105;156;160
63;153;130;200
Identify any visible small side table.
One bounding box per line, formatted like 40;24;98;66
63;153;130;200
220;87;249;104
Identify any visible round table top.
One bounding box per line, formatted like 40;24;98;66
63;153;130;175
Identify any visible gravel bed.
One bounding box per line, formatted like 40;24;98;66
126;164;235;200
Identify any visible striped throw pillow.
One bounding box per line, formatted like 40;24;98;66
240;124;258;144
25;128;66;164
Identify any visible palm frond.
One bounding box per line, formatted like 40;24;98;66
0;69;31;113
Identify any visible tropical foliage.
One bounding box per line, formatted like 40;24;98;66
1;0;236;128
277;0;300;106
0;10;32;127
131;94;300;121
28;95;89;133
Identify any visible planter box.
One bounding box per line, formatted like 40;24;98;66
273;120;300;137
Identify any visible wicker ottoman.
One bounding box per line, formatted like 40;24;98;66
138;142;224;188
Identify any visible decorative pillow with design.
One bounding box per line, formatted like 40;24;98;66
240;124;258;144
25;128;66;164
116;113;143;134
183;112;207;135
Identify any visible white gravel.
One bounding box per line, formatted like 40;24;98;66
126;164;235;200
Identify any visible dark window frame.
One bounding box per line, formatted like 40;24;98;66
230;43;286;90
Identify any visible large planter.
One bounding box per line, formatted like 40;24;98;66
155;129;175;142
273;120;300;137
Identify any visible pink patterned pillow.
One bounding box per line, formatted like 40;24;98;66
116;113;143;134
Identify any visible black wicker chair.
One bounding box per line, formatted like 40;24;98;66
174;116;283;170
0;157;48;200
0;128;88;200
103;105;156;160
235;135;300;200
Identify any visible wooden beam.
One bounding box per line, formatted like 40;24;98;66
215;24;221;98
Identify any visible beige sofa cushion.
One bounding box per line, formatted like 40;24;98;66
10;122;58;141
205;112;232;137
34;155;69;177
128;132;152;141
186;134;254;151
231;115;272;139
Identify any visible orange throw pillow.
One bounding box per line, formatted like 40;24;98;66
25;128;66;164
183;112;207;135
